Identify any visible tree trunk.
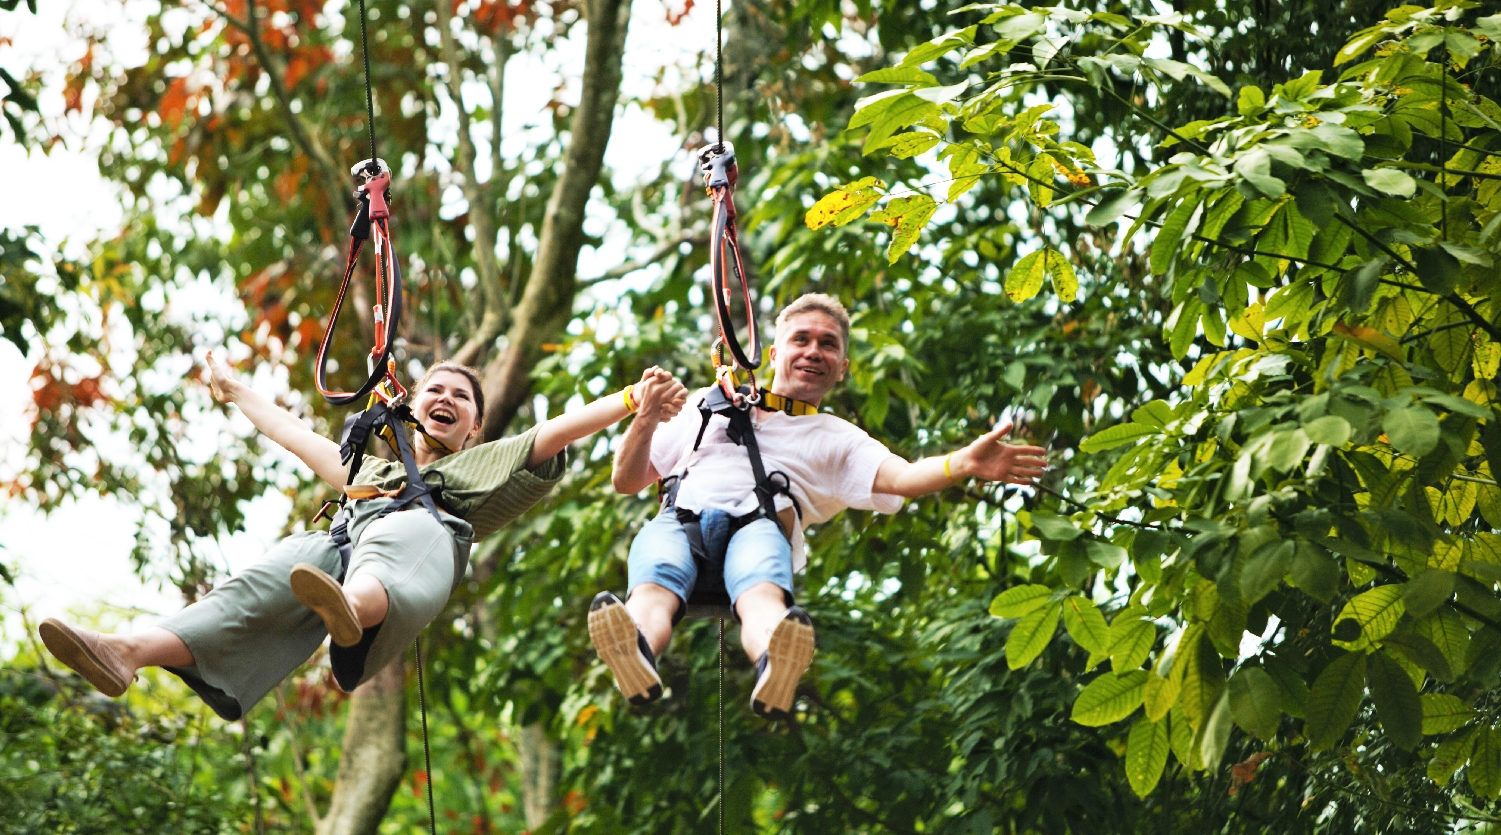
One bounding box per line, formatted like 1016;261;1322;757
316;658;408;835
517;722;562;829
479;0;635;441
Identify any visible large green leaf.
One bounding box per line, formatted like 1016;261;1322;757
1072;670;1149;727
1125;716;1169;798
1079;422;1160;453
990;584;1052;618
1228;666;1282;740
1109;619;1156;672
1005;601;1061;669
1363;167;1417;198
1422;693;1475;735
1383;405;1441;456
1471;727;1501;801
1063;596;1110;654
1304;651;1367;751
1198;691;1234;769
1331;585;1406;651
1430;729;1477;786
1367;651;1422;750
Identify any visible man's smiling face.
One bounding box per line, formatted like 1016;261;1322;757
769;311;848;406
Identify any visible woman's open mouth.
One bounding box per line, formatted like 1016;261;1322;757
429;407;457;427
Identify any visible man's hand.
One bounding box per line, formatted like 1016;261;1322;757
205;350;242;405
633;367;688;424
953;422;1049;485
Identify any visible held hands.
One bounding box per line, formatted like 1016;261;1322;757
205;351;242;404
953;422;1049;485
633;366;688;423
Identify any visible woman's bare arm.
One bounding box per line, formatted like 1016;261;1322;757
208;351;349;490
527;368;687;470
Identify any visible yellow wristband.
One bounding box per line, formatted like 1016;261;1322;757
943;453;958;482
623;385;638;413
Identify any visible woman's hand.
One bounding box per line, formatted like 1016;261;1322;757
633;367;688;424
205;350;242;404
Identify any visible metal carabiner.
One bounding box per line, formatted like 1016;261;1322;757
696;141;737;192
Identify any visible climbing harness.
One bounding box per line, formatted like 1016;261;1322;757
309;2;438;832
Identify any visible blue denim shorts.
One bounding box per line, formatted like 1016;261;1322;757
627;508;793;614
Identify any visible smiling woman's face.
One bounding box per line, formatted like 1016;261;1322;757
412;370;481;449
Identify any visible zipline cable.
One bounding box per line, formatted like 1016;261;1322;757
356;0;378;166
714;0;723;151
415;637;438;835
718;618;726;835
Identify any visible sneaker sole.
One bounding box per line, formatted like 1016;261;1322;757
588;599;662;706
752;613;815;721
290;563;363;648
39;619;130;698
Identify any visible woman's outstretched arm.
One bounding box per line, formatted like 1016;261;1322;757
207;351;349;490
526;367;687;469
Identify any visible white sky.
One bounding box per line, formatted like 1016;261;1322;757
0;0;720;651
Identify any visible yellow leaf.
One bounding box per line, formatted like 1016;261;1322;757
1228;303;1265;342
805;177;886;230
1332;321;1404;361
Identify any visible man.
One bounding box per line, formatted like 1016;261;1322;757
590;293;1048;719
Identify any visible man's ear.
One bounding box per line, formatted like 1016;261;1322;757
769;344;779;363
839;357;849;381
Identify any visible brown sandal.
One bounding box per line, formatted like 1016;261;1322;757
290;563;364;647
38;618;135;698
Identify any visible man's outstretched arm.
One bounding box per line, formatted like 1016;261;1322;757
873;423;1048;499
611;369;684;494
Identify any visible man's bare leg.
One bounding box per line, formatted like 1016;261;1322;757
626;582;679;657
735;582;790;661
39;620;193;698
737;581;814;721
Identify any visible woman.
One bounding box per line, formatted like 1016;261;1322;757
39;353;687;720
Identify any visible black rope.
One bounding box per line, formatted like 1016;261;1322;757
356;0;378;165
415;637;437;835
714;0;723;150
717;617;725;835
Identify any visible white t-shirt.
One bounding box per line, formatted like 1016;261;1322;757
648;388;905;570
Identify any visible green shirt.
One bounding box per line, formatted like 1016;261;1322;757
352;424;566;540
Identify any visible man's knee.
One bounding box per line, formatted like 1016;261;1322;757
628;583;682;619
734;582;789;620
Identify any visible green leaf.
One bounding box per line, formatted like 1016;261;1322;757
1086;539;1128;568
900;26;977;67
1063;596;1111;654
1236;85;1265;116
1367;651;1422;750
1179;629;1224;732
805;177;886;229
1109;619;1156;671
1005;249;1048;303
1336;27;1386;65
990;584;1052;618
1416;609;1470;679
1362;168;1417;198
1072;670;1150;727
1031;512;1082;541
1421;693;1475;735
1430;729;1476;786
855;66;938;85
1086;189;1139;226
868;194;939;263
1331;585;1406;651
1125;716;1169;798
1046;249;1078;303
1472;727;1501;802
1240;541;1292;605
1383;405;1440;457
1006;601;1061;669
1384;629;1454;682
1304;651;1367;751
1303;415;1352;447
1228;666;1282;740
881;131;942;159
1150;197;1198;276
1080;422;1159;453
1288;543;1340;603
1402;569;1455;620
1198;691;1234;769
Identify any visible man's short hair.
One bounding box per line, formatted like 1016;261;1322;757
775;293;850;352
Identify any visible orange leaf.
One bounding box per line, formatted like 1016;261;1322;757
665;0;694;25
159;77;190;129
